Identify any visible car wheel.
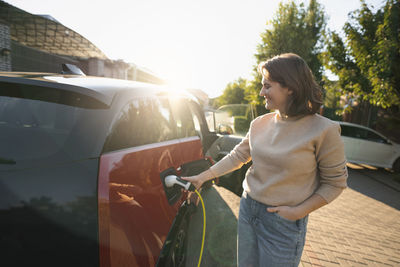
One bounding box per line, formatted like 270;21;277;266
393;158;400;173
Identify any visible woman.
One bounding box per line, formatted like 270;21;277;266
182;53;348;267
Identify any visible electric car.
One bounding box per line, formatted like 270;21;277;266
0;71;218;267
337;121;400;171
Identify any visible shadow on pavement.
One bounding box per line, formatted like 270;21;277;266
186;186;238;267
346;166;400;210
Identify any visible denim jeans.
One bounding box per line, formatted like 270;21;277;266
238;192;308;267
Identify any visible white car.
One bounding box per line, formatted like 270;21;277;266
337;121;400;172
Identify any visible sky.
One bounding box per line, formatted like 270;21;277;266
6;0;384;97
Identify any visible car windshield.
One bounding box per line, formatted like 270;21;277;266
0;82;109;170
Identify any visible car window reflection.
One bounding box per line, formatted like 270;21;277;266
103;97;176;152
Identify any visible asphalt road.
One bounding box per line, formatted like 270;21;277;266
346;167;400;209
185;166;400;267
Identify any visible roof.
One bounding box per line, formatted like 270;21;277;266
0;72;194;106
0;0;107;59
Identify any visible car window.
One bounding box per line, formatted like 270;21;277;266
0;83;108;168
0;95;78;163
188;100;206;140
341;124;388;144
204;111;216;132
340;125;367;139
103;97;176;152
366;130;387;144
340;125;354;138
170;97;197;138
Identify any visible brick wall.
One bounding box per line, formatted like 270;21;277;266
0;22;11;71
11;41;80;73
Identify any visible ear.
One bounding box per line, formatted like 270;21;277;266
287;88;293;95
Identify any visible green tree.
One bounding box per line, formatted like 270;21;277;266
215;77;249;107
322;0;400;109
320;77;344;120
246;0;327;113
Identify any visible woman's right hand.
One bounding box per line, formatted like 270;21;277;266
181;169;214;190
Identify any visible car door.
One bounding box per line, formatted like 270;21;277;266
169;97;204;163
340;124;393;168
339;124;356;162
354;128;394;168
168;97;215;177
202;104;255;196
98;95;214;267
98;96;188;267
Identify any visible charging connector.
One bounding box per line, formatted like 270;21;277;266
165;175;196;191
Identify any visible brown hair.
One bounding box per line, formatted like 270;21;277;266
258;53;323;117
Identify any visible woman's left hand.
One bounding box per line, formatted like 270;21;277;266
266;206;306;221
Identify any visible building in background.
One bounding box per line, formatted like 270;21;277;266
0;0;164;84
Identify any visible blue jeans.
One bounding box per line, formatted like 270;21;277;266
238;192;308;267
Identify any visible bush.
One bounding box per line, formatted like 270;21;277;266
234;116;251;135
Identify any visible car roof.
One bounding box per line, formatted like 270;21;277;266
0;72;193;106
336;121;373;130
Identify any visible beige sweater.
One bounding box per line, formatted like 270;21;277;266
209;112;348;206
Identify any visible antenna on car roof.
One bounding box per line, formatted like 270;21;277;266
61;63;86;76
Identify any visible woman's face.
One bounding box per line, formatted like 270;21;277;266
259;77;292;113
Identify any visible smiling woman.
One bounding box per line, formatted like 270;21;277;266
259;78;292;112
258;54;323;117
183;53;348;267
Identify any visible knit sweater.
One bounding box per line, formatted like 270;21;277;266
209;112;348;206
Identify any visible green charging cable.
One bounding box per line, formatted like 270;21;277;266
194;189;206;267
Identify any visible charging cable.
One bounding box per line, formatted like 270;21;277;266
194;189;206;267
164;175;206;267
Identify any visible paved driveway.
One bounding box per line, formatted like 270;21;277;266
186;166;400;266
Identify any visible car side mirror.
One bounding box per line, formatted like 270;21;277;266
217;124;233;135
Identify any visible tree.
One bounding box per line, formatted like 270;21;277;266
246;0;327;112
322;0;400;109
215;77;249;107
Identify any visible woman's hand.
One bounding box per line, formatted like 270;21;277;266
267;194;328;221
266;206;306;221
181;169;214;190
